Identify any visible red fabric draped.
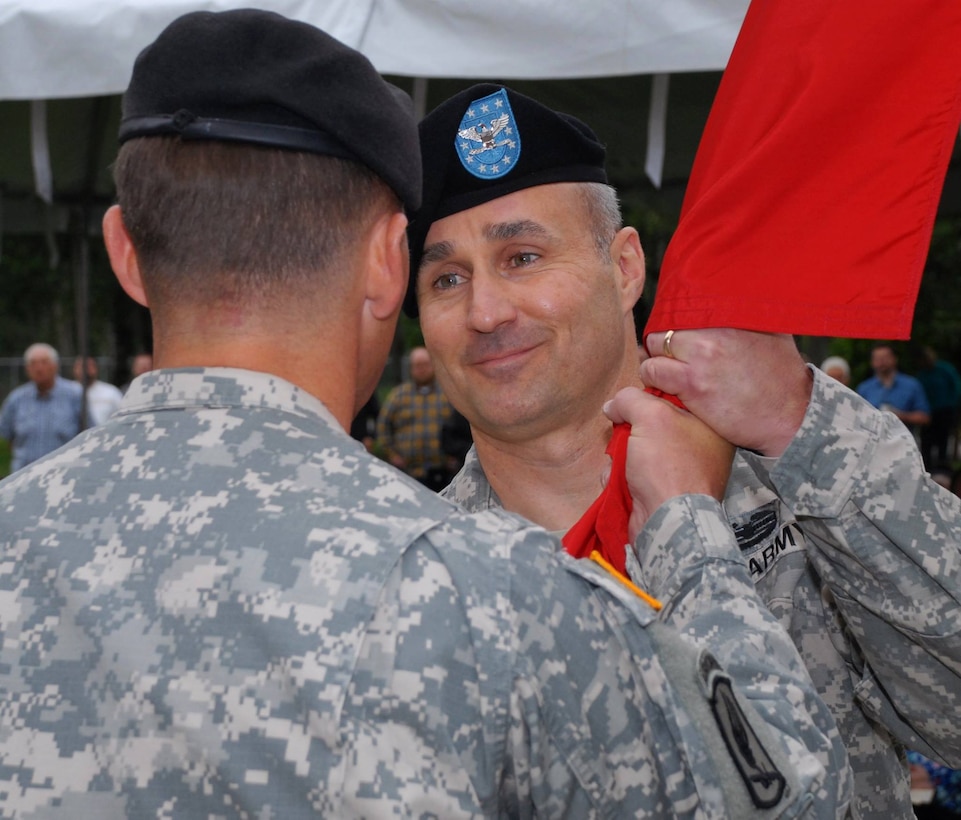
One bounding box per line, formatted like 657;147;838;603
563;424;631;574
568;2;961;569
645;0;961;340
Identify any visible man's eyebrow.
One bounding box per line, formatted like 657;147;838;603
484;219;551;242
419;240;455;269
419;219;552;271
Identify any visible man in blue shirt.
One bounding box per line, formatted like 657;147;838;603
0;343;83;473
857;342;931;430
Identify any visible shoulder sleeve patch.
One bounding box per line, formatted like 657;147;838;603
700;652;787;809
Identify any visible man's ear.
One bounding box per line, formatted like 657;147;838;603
363;210;409;320
610;226;646;312
102;205;149;308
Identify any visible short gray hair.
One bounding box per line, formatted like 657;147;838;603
577;183;623;260
24;343;59;366
820;356;850;380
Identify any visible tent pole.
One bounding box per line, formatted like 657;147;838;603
645;74;669;189
412;77;428;120
73;207;90;429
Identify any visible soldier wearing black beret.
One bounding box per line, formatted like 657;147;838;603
119;9;420;211
410;80;961;820
0;11;855;820
406;83;608;316
405;80;649;535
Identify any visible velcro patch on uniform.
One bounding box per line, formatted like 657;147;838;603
455;88;520;180
730;501;780;551
700;653;787;809
729;501;803;582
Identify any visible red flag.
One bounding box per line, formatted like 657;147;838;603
563;424;632;574
645;0;961;340
570;2;961;579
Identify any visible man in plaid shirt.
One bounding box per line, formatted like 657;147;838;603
377;346;455;490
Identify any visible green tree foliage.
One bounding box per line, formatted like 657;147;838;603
915;216;961;361
0;234;75;353
0;231;149;390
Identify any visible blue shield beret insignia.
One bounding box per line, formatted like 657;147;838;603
455;88;520;180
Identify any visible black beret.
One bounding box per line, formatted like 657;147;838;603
119;9;421;211
404;83;607;317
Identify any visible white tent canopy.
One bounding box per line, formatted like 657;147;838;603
0;0;750;100
0;0;754;242
0;0;752;390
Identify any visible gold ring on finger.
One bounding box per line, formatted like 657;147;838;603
663;329;676;359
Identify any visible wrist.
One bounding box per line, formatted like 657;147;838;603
759;365;813;457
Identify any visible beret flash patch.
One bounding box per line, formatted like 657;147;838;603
455;88;520;180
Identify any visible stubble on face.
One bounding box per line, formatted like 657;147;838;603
419;185;630;442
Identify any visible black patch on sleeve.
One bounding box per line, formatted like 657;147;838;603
699;652;787;809
708;665;787;809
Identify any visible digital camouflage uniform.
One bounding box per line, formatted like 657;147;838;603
0;368;849;818
444;366;961;820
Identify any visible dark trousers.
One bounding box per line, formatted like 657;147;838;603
921;407;958;469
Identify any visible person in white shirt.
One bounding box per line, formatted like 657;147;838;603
73;356;123;427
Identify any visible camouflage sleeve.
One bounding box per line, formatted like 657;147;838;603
745;365;961;764
628;493;852;817
394;500;850;817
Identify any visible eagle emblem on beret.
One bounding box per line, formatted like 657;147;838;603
455;88;520;180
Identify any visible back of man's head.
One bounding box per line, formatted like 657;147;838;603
112;9;421;310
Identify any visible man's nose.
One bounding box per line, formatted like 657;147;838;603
467;269;517;333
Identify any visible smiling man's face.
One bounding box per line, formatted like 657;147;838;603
417;182;639;443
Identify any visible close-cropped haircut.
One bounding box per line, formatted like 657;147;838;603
577;182;623;261
113;137;398;305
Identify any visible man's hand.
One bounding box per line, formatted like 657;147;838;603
640;329;813;457
605;387;735;542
